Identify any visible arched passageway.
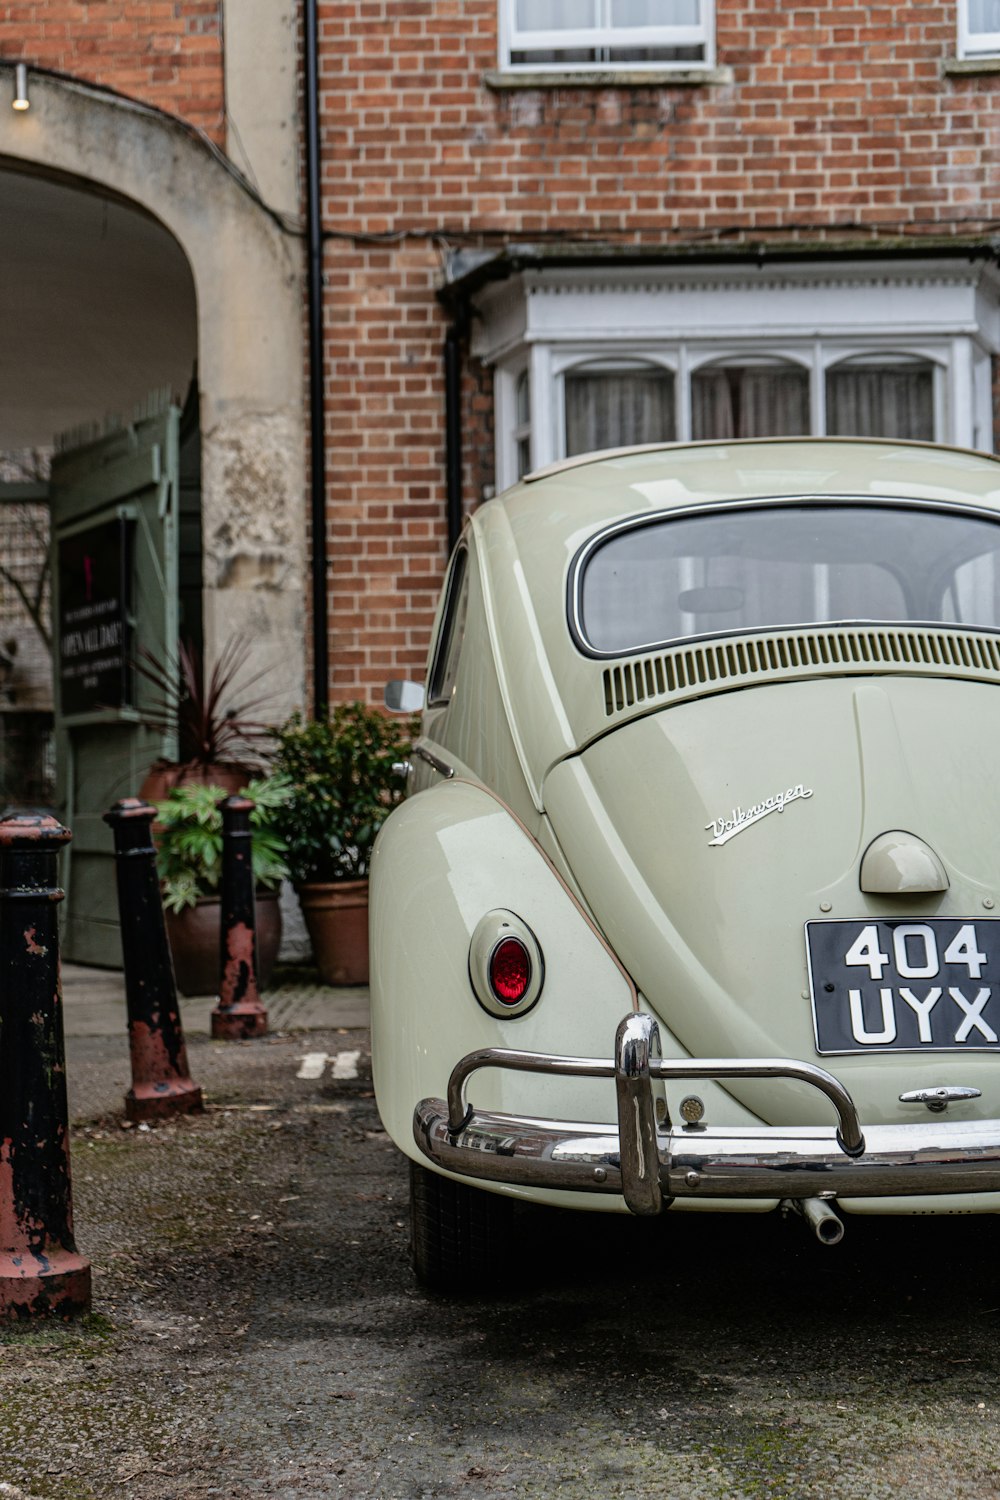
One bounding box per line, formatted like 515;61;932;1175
0;74;306;960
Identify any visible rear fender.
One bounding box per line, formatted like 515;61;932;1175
369;778;637;1160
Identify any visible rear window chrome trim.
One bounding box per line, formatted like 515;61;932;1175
567;492;1000;661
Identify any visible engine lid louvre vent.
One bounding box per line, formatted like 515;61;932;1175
601;626;1000;718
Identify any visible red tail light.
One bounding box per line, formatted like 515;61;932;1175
489;937;531;1004
469;909;544;1017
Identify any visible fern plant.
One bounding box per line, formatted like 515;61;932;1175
155;775;292;913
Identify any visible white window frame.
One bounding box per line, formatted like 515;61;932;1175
544;345;950;465
498;0;715;73
959;2;1000;58
495;358;533;485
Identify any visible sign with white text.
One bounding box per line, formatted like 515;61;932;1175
57;519;135;716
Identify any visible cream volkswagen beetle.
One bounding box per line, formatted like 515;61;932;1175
372;438;1000;1289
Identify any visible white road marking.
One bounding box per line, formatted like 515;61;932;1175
296;1052;329;1080
332;1049;361;1080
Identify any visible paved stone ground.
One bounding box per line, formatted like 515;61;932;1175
0;966;998;1499
60;964;370;1041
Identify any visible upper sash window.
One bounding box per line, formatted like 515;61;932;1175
499;0;714;72
959;0;1000;56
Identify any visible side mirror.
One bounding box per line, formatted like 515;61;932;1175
384;679;425;714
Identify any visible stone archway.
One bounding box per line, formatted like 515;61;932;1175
0;70;307;717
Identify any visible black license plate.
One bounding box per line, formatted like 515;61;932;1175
807;918;1000;1054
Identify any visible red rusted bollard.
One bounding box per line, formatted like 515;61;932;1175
0;812;91;1318
104;799;203;1122
211;795;268;1039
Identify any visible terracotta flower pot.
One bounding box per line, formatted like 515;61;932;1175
139;761;250;806
165;889;282;997
297;880;369;986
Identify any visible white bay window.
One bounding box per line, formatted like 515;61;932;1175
472;260;1000;489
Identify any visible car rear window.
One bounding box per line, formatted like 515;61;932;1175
575;501;1000;655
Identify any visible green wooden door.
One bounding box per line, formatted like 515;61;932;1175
50;409;180;965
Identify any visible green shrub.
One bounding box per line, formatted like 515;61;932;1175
271;703;414;884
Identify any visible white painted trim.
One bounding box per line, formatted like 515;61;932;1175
677;342;692;442
530;344;555;471
495;356;533;493
550;349;680;377
949;339;971;447
811;339;825;436
974;344;995;452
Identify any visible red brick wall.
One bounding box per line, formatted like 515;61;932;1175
7;3;1000;702
321;0;1000;238
317;0;1000;699
0;2;225;139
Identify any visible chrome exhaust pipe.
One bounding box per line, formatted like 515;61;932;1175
781;1196;845;1245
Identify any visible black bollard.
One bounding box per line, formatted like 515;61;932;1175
103;799;203;1122
0;812;91;1318
211;795;267;1039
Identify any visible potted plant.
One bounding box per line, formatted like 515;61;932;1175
137;636;276;803
271;703;414;985
155;774;291;996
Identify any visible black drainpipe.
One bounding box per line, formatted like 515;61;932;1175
304;0;329;718
444;309;467;554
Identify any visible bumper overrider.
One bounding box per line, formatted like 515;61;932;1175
413;1014;1000;1215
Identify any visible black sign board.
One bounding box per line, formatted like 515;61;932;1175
58;518;135;716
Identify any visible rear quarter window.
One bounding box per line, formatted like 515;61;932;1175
428;546;470;707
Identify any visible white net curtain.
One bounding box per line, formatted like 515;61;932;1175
691;362;810;440
968;0;1000;31
561;356;936;458
825;362;934;439
565;368;676;455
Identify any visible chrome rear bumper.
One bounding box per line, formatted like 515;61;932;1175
412;1015;1000;1213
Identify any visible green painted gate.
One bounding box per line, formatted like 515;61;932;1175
50;408;180;965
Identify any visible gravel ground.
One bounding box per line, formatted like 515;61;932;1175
2;1025;1000;1499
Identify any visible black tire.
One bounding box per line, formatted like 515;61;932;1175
409;1159;516;1294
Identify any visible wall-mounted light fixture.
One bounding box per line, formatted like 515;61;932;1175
12;63;29;112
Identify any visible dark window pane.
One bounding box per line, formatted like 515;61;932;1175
825;364;934;441
578;503;1000;653
691;366;810;440
565;370;675;457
